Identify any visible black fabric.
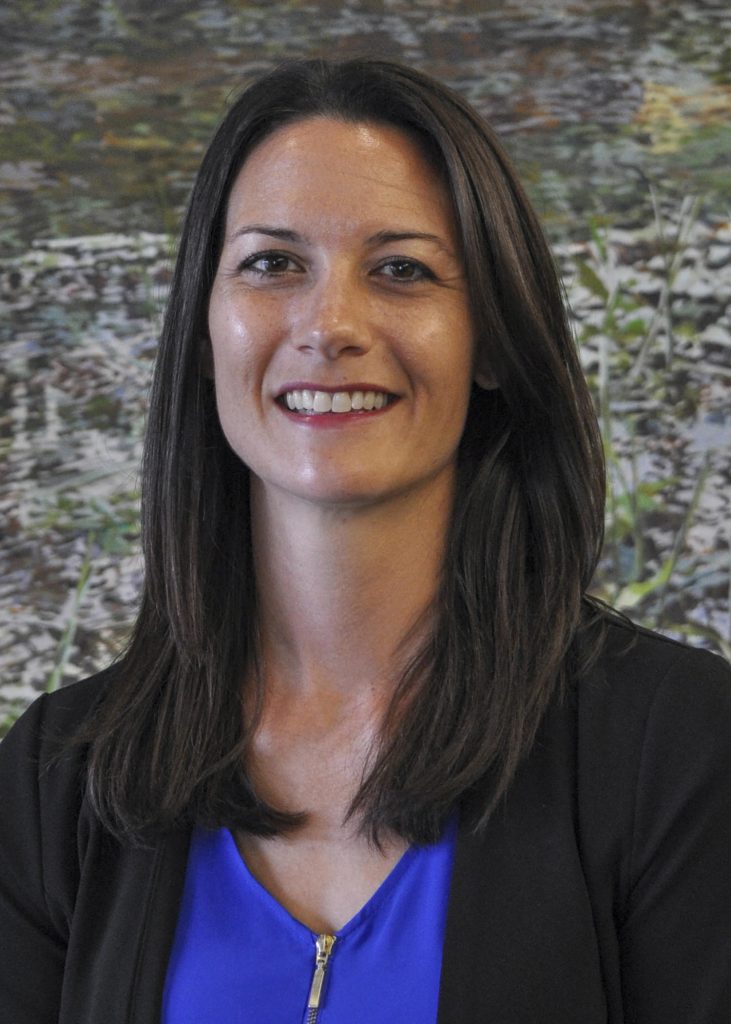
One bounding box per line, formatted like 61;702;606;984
1;620;730;1023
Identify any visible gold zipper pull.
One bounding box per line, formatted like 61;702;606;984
307;933;336;1010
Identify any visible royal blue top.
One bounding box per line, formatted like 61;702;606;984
162;818;457;1023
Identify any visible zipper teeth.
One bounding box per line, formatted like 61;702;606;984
306;933;336;1024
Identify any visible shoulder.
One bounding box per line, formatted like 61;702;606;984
573;618;731;897
0;669;115;870
599;615;729;678
0;670;115;945
576;615;731;776
1;669;114;779
591;619;731;807
573;615;731;806
579;616;731;732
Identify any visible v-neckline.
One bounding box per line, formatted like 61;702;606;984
222;827;419;941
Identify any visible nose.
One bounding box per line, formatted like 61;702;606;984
294;267;370;360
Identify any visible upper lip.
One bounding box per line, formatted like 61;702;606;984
276;382;395;397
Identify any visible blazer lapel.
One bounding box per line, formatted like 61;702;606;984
437;701;608;1024
60;824;190;1024
128;829;191;1022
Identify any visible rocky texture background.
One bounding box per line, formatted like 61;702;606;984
1;1;730;729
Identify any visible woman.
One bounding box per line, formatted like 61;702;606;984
1;58;729;1023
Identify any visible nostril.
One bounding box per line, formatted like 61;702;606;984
296;305;369;357
295;334;368;359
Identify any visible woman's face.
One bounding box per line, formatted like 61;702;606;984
207;116;475;511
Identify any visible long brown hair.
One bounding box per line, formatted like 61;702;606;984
81;58;605;844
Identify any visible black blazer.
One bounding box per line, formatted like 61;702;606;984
1;620;730;1023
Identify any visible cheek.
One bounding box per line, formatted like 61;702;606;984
434;342;475;440
209;298;244;362
431;325;475;400
208;319;277;446
208;309;258;384
209;291;284;378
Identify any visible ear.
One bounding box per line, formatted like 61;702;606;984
474;367;498;390
473;343;498;390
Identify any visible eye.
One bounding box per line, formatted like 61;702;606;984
237;251;302;276
376;257;435;283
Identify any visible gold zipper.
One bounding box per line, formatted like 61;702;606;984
306;933;336;1023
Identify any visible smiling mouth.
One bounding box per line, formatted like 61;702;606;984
281;389;393;414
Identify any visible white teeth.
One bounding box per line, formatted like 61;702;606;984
283;389;389;414
313;391;332;412
331;391;352;413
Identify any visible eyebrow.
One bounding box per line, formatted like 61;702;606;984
227;225;454;255
366;229;453;254
228;225;310;244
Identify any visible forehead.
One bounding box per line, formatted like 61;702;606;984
223;116;456;239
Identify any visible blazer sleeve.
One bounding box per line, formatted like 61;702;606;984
0;675;103;1024
618;646;731;1023
0;694;68;1023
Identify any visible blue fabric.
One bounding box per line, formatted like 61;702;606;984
162;817;457;1023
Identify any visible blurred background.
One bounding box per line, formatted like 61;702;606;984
1;0;730;731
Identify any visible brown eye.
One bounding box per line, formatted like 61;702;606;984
378;258;434;282
238;252;299;275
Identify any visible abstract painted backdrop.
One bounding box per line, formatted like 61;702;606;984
1;0;730;728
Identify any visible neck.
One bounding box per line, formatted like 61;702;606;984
251;477;454;699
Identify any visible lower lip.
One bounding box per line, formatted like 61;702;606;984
278;402;397;427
